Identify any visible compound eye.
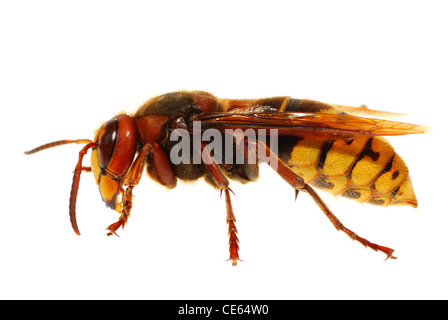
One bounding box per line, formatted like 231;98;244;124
98;119;118;169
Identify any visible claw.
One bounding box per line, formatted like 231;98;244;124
106;220;123;237
106;230;120;237
383;254;397;261
226;257;244;266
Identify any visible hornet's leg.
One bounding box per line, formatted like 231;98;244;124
255;140;396;260
196;140;241;266
106;186;132;236
106;142;176;236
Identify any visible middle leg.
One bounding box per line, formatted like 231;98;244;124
196;140;241;266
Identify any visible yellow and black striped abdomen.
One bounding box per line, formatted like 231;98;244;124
276;99;417;207
279;135;417;207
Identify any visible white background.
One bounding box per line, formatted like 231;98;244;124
1;0;447;299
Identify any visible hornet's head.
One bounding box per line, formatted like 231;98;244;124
91;114;137;209
24;114;138;235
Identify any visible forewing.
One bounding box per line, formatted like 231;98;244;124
330;104;405;119
192;112;428;138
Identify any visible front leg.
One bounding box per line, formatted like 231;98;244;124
106;142;176;236
106;186;133;236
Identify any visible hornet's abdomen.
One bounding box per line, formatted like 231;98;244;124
277;99;417;207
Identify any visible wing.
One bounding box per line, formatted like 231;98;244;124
191;112;428;138
330;104;405;119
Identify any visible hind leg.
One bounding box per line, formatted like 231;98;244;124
256;140;396;260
